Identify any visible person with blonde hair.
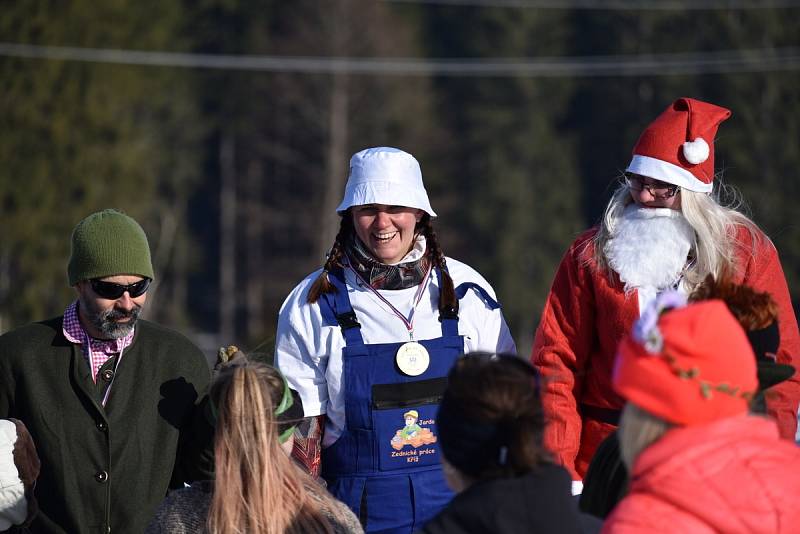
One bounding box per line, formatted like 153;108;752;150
275;147;515;532
603;297;800;533
147;357;362;534
531;98;800;491
579;277;796;519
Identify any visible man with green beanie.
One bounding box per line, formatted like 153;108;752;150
0;209;214;534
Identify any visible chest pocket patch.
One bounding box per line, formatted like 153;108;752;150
372;378;446;471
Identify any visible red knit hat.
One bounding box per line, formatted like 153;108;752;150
626;97;731;193
613;300;757;426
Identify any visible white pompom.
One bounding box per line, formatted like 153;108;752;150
682;138;709;164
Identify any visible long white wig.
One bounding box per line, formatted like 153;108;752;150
592;178;765;291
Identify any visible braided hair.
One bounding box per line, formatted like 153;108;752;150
307;211;459;319
307;216;352;304
418;214;459;318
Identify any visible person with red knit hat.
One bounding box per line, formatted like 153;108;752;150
602;297;800;533
531;97;800;493
579;276;796;520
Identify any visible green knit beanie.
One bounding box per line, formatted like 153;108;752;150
67;209;155;286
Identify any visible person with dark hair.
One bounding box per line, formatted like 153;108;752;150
531;98;800;491
275;147;515;533
147;356;362;534
603;298;800;533
579;278;796;519
420;354;598;534
0;209;213;533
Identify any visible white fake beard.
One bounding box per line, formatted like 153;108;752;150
604;205;694;292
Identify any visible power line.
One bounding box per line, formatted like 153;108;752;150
383;0;800;9
1;42;799;77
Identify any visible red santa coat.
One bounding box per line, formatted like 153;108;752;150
601;415;800;534
532;226;800;479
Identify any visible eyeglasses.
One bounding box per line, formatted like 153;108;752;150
90;278;151;299
625;174;680;199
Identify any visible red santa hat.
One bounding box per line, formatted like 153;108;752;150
626;97;731;193
613;300;757;426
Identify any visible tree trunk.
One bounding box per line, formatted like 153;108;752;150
220;131;237;342
244;159;265;344
318;71;350;259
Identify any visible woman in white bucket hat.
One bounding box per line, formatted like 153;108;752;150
275;147;516;533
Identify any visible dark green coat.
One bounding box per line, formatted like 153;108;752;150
0;316;214;533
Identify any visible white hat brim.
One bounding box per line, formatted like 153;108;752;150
336;181;437;217
627;155;712;193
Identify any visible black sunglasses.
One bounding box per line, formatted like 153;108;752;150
90;278;151;299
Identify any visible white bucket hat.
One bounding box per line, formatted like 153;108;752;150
336;147;437;217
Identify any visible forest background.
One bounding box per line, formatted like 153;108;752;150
2;0;799;357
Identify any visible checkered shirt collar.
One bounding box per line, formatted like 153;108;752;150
62;300;134;353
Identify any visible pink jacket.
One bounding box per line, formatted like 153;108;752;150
532;226;800;479
603;415;800;533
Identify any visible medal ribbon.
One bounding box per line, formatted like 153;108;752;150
346;261;433;340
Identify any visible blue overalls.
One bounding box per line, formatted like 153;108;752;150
319;266;465;533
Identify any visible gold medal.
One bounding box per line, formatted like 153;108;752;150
395;341;430;376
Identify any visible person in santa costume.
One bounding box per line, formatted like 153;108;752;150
530;97;800;491
602;297;800;533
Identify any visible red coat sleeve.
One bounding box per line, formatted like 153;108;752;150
531;230;597;479
736;230;800;439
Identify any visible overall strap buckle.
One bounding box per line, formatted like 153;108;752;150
438;307;459;321
336;311;361;330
